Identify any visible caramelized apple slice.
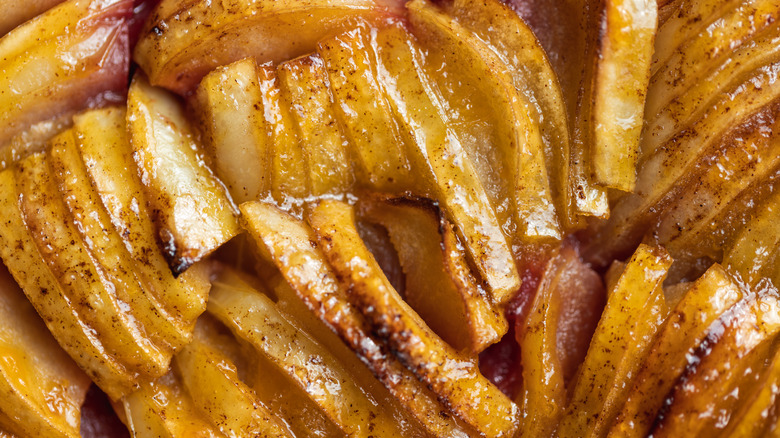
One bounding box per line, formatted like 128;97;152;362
559;244;671;438
591;0;656;191
0;168;133;399
317;23;412;193
721;345;780;437
651;286;780;437
75;107;209;326
135;0;387;94
207;268;410;438
239;201;472;438
277;54;353;197
358;196;507;353
193;58;271;204
309;199;519;438
408;0;559;240
50;128;189;351
371;23;520;305
608;263;743;438
0;0;131;155
0;263;91;438
128;74;239;275
0;0;65;36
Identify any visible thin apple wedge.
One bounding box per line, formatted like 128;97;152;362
408;0;560;240
239;201;473;438
0;0;131;154
371;23;520;305
128;73;239;275
591;0;656;191
309;199;519;438
317;23;412;193
0;0;66;36
135;0;388;95
0;263;91;438
0;167;133;399
193;58;271;204
559;244;671;438
277;54;353;198
607;263;743;438
207;267;411;438
720;344;780;437
74;107;210;327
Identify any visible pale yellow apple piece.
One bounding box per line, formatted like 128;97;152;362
277;54;353;197
239;201;474;438
371;23;520;304
309;199;519;438
193;58;271;204
128;74;239;275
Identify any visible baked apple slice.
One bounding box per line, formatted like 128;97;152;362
0;0;65;36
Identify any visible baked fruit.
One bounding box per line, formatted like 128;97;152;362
1;0;780;436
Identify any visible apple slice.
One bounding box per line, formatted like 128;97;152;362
408;0;560;240
650;286;780;437
74;107;209;327
277;54;353;197
49;128;189;352
0;167;133;399
607;263;743;438
135;0;388;95
128;73;240;275
239;201;473;438
317;23;412;193
207;267;411;438
0;0;66;36
0;263;91;438
591;0;656;191
193;58;271;204
309;199;519;438
371;22;520;305
720;345;780;437
358;195;507;353
559;244;671;438
0;0;131;153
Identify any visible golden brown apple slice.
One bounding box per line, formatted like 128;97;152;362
49;128;189;352
135;0;388;95
239;201;473;438
358;196;507;353
0;0;65;36
607;263;743;438
0;0;131;154
559;244;671;438
277;54;353;198
591;0;656;191
74;107;209;327
193;58;271;204
207;267;411;438
128;73;239;275
371;23;520;305
650;287;780;437
0;263;91;438
317;23;412;193
408;0;560;240
309;199;519;438
0;168;133;399
720;345;780;437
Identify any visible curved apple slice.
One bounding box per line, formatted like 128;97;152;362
278;54;353;198
135;0;388;95
0;264;91;438
238;201;473;438
721;345;780;437
607;263;743;438
371;23;520;305
193;58;271;205
0;168;133;399
128;74;240;275
0;0;131;155
317;23;412;193
559;245;671;438
207;268;411;438
408;0;560;240
309;199;520;438
723;189;780;287
75;107;210;327
0;0;65;36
